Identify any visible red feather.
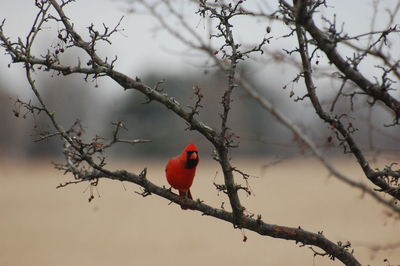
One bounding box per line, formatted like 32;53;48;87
166;143;199;209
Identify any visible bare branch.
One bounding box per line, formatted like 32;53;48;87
288;0;400;120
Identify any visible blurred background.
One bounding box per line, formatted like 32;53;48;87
0;0;398;159
0;1;399;266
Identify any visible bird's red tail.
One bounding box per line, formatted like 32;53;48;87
179;189;193;210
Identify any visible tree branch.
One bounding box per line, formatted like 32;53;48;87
135;0;400;214
289;0;400;120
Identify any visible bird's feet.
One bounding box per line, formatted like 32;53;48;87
179;195;195;210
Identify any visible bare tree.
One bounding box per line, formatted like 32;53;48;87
1;0;399;265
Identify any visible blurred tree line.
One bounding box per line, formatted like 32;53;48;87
1;65;397;159
113;68;294;158
0;66;293;158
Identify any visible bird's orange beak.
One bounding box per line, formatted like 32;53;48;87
189;152;198;160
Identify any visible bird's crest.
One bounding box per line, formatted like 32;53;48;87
185;143;198;152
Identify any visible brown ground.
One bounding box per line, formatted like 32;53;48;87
0;157;399;266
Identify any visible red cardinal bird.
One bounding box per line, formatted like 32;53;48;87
166;143;199;209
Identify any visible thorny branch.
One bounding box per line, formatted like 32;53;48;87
197;0;248;222
283;0;400;120
288;0;400;202
1;1;400;266
135;0;400;213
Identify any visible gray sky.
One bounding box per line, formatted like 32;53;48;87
1;0;390;88
0;0;178;95
0;0;396;110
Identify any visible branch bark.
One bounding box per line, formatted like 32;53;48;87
133;0;400;214
290;0;400;202
289;0;400;119
63;159;362;266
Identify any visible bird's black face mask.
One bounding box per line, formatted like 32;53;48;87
185;151;199;169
